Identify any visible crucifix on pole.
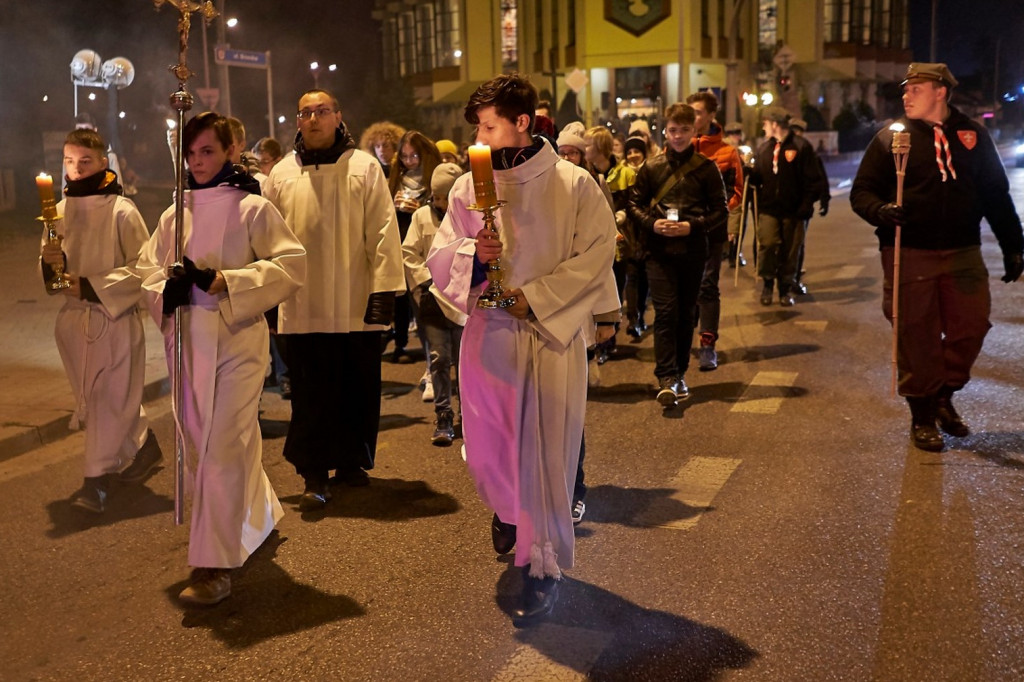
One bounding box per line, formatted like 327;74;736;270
541;70;564;112
152;0;217;526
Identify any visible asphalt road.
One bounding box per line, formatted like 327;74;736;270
1;169;1023;681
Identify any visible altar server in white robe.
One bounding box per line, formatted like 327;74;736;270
40;128;161;515
427;74;619;626
138;113;306;605
263;89;405;510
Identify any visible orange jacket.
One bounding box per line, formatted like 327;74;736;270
693;125;744;211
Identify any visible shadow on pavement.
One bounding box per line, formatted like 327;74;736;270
579;484;708;528
960;431;1024;468
495;567;758;680
380;412;430;431
737;343;820;363
283;476;460;522
45;480;174;538
170;533;365;647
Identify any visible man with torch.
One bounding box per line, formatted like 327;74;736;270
851;62;1023;452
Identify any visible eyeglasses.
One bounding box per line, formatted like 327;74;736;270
297;107;335;120
400;152;420;162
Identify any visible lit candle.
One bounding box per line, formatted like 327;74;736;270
36;172;58;221
467;143;497;208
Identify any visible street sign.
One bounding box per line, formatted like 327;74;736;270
196;87;220;110
565;68;589;94
214;47;268;69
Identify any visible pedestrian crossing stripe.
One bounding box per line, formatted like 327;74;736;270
730;371;799;414
837;264;865;279
493;624;612;681
637;457;742;530
795;320;828;331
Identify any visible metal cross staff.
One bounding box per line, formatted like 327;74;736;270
889;123;911;398
153;0;217;526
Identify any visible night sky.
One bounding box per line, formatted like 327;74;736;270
0;1;381;185
1;1;1022;195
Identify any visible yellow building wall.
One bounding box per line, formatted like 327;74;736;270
578;0;694;69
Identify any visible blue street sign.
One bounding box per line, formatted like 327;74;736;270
214;47;267;69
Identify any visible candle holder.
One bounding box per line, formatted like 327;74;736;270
39;213;72;292
469;200;516;309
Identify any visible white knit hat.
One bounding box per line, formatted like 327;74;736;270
556;121;587;153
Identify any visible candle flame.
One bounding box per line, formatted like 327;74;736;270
37;172;50;180
889;123;905;132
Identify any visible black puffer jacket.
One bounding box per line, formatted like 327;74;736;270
850;106;1023;253
626;146;728;258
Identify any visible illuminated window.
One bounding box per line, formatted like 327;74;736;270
502;0;518;68
434;0;462;67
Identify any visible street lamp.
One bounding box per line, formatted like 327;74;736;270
310;61;320;88
70;49;134;173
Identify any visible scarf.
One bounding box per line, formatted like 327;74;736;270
295;123;356;168
64;169;122;197
932;125;957;182
187;162;262;195
491;136;546;170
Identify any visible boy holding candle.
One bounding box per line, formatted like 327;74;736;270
427;73;619;626
39;128;162;514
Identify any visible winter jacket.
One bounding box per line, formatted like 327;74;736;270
626;146;728;258
850;106;1023;253
751;132;821;220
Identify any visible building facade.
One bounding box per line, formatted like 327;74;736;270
372;0;911;144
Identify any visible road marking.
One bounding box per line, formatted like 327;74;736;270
836;264;865;280
637;456;742;530
492;624;611;681
795;320;828;332
731;370;799;414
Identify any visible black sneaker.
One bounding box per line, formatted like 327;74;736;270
657;377;679;407
119;430;163;483
70;475;110;514
431;410;455;447
760;279;774;306
571;498;586;525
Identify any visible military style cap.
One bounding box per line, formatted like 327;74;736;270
901;62;958;89
790;118;808;131
761;106;790;125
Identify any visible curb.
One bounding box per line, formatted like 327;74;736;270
0;377;170;465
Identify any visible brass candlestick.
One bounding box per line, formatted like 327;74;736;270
36;173;70;291
471;200;516;309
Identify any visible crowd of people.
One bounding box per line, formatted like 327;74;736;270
39;63;1021;624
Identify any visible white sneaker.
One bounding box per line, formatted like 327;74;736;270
422;378;435;402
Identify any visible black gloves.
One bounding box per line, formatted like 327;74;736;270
819;200;829;217
363;291;396;326
182;255;217;292
877;202;905;228
162;264;191;315
1002;252;1024;283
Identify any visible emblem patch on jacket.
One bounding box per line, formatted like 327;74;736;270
784;149;797;163
957;130;977;150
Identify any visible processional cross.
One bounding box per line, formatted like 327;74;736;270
153;0;218;83
152;0;218;526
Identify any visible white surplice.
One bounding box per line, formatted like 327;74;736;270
138;186;306;568
427;141;619;578
47;193;150;477
263;148;406;334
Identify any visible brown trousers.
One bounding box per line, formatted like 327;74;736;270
880;246;991;397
